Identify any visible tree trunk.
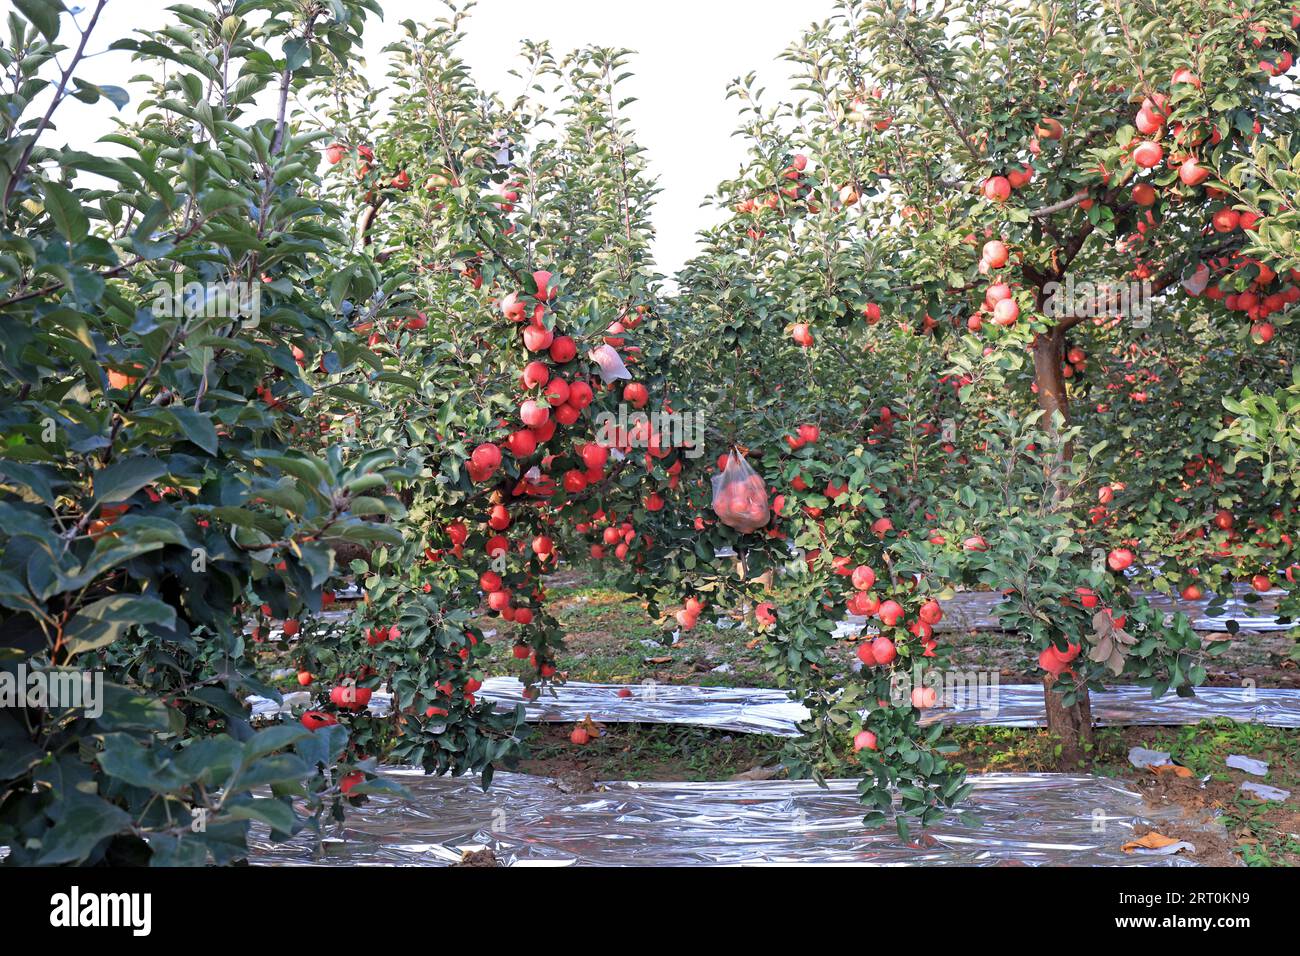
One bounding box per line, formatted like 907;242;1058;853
1030;329;1070;448
1043;672;1094;767
1032;327;1094;766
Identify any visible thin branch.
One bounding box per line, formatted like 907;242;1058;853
897;33;983;166
1029;190;1089;217
2;0;109;211
269;8;323;156
0;217;206;308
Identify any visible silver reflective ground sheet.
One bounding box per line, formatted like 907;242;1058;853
927;584;1293;633
247;770;1192;866
477;679;1300;735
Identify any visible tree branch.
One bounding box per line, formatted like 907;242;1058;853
2;0;109;212
1029;190;1089;217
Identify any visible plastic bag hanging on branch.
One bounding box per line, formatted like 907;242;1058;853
711;448;770;533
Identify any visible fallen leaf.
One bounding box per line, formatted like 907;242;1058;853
1122;831;1181;853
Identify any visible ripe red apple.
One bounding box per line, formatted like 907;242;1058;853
1035;117;1064;140
522;360;550;388
871;635;898;663
1178;158;1209;186
1135;106;1163;135
563;469;587;493
543;377;570;407
1212;208;1240;233
624;382;649;408
301;710;337;730
1132;141;1163;168
507;429;538;458
981;176;1011;202
852;730;878;752
522;324;553;352
329;685;372;711
549;335;577;363
1038;646;1067;676
1107;548;1135;572
851;565;876;590
488;504;511;530
910;686;937;709
982;239;1009;268
568;380;594;408
471;442;502;472
1007;164;1034;188
520;400;549;428
918;599;942;625
500;292;527;322
984;282;1012;307
791;323;814;347
532;269;556;301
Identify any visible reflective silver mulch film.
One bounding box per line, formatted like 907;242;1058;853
478;677;805;735
475;678;1300;735
248;681;1300;732
840;584;1294;635
247;770;1194;866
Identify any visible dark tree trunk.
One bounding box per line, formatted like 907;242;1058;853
1043;672;1094;767
1031;328;1094;766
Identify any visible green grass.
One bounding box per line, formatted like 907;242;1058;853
1121;720;1300;866
521;723;786;781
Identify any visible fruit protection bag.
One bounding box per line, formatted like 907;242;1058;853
711;450;770;533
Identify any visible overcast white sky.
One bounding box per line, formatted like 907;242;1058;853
20;0;836;274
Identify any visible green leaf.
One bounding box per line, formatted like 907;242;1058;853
36;795;131;865
14;0;65;42
62;594;177;656
91;456;166;504
39;180;89;243
165;407;219;454
228;797;296;834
